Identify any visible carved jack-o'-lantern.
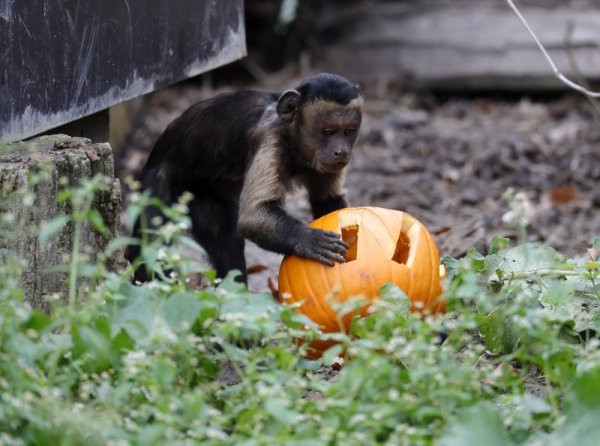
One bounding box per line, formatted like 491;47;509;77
278;207;445;358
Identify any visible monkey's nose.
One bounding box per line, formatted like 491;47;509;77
334;150;349;158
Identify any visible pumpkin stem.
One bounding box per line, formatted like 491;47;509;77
392;232;411;264
341;225;359;262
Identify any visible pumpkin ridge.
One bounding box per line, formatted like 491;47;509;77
279;262;292;304
360;210;379;301
311;259;339;331
334;266;348;324
302;262;326;328
371;209;410;297
367;208;398;259
423;229;436;310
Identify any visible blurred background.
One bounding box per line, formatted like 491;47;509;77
103;0;600;289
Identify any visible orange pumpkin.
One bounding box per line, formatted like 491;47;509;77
278;207;445;358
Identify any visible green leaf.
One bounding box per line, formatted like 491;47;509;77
485;243;565;278
78;326;112;370
104;236;139;257
87;209;107;235
593;312;600;332
280;310;319;331
321;344;344;365
39;215;70;247
436;402;516;446
140;246;165;279
162;291;202;329
489;236;510;254
521;393;551;416
379;282;411;313
71;318;113;371
23;312;52;332
111;328;134;354
593;237;600;250
264;397;302;425
465;247;486;271
479;307;519;354
536;370;600;446
330;295;367;321
442;256;460;281
124;191;153;229
221;291;277;321
539;278;577;309
218;270;246;293
113;286;157;342
540;278;600;332
57;188;74;203
152;359;177;389
176;235;207;257
544;350;577;386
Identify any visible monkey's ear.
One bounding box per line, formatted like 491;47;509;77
276;89;301;123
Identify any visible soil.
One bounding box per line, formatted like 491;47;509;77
116;81;600;293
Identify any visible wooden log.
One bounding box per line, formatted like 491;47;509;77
312;1;600;90
0;135;125;311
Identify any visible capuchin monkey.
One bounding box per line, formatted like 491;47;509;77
128;73;363;283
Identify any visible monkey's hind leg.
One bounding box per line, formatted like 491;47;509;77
189;193;247;284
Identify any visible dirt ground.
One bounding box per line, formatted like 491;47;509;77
116;81;600;292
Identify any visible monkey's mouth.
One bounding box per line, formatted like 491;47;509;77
318;162;347;173
318;158;349;173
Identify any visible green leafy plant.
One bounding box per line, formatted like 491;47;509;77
1;176;600;445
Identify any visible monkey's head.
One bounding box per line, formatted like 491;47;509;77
276;73;363;173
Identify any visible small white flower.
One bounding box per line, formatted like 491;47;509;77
72;402;85;414
332;356;344;366
388;389;400;401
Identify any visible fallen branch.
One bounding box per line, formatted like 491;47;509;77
506;0;600;98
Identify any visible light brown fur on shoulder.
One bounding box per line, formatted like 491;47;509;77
238;131;287;236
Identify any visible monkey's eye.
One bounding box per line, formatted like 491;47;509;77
344;128;357;136
322;128;338;136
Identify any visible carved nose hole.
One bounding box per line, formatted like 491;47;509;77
341;225;359;262
392;231;411;264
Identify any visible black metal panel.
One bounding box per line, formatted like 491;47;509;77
0;0;246;142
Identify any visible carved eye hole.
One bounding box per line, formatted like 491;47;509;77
344;127;357;137
341;225;358;262
322;128;337;136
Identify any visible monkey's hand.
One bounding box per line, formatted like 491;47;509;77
295;228;348;266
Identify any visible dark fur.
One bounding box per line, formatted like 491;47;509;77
128;73;362;283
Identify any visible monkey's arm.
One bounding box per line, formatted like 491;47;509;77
238;145;347;265
304;170;348;219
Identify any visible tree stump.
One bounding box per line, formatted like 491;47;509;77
0;135;126;311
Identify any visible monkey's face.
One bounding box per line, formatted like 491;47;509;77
299;99;362;173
